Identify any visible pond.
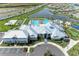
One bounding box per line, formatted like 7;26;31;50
53;15;70;20
30;8;70;21
71;25;79;30
30;8;53;18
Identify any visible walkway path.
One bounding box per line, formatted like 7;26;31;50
0;40;3;45
64;39;79;52
21;18;27;25
64;39;77;52
0;39;79;56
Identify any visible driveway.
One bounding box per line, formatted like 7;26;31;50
30;44;65;56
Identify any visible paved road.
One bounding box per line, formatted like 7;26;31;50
30;44;65;56
0;32;4;38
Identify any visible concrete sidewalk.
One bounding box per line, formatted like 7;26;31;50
64;39;78;52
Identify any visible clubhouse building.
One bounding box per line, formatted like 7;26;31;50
2;19;68;43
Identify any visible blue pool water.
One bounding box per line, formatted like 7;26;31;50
43;19;48;24
72;25;79;30
32;20;39;26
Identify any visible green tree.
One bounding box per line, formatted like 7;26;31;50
44;50;55;56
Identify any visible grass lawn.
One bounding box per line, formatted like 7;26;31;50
0;42;15;46
0;5;47;32
65;28;79;40
30;17;47;20
67;43;79;56
0;13;27;32
49;39;69;48
71;16;79;20
0;42;30;46
30;48;34;53
72;22;79;26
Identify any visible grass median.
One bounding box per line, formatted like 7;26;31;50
67;43;79;56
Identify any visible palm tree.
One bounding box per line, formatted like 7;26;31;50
23;48;27;52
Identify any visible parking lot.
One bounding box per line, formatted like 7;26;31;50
0;48;27;56
30;44;65;56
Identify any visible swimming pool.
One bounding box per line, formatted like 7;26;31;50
43;19;48;24
32;20;39;26
72;25;79;30
31;18;49;26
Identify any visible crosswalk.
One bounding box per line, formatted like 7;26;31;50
44;39;48;44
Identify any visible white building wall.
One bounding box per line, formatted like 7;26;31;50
3;38;28;43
